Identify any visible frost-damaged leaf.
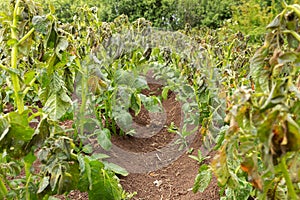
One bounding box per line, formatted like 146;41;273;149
43;92;72;120
50;164;62;191
140;94;162;112
37;176;50;193
134;76;148;89
32;15;50;34
114;110;133;131
55;37;69;59
0;116;9;142
25;114;50;151
278;52;298;64
193;164;212;193
266;14;281;29
96;128;112;151
82;144;93;154
211;146;230;186
103;162;128;176
286;115;300;151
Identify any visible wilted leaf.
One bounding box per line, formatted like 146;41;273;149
32;15;50;34
103;162;128;176
43;92;72;120
114;110;133;131
130;93;141;115
193;164;212;193
96;128;112;151
278;52;298;64
55;37;69;59
266;14;281;29
82;144;93;154
37;176;50;193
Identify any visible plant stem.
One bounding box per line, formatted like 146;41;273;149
75;58;87;141
0;63;19;75
18;28;35;45
11;0;24;113
280;156;298;199
22;74;38;98
0;176;8;199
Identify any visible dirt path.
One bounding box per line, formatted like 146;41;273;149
62;83;219;199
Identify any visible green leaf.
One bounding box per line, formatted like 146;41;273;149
103;162;128;176
24;151;36;178
7;111;35;141
140;94;162;112
96;128;112;151
193;164;212;193
134;76;148;89
287;115;300;151
43;92;72;120
7;38;18;46
82;144;93;154
130;93;141;115
162;86;170;100
90;153;110;160
0;116;10;142
87;167;123;200
48;197;60;200
24;70;36;85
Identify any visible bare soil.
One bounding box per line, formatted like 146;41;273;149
62;83;219;199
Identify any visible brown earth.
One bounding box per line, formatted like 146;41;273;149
61;83;220;199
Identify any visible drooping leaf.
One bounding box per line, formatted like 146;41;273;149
193;164;212;193
96;128;112;151
114;110;133;131
55;37;69;60
266;14;282;29
130;93;141;115
32;15;50;34
88;167;123;200
82;144;93;154
103;162;128;176
37;176;50;193
43;91;72;120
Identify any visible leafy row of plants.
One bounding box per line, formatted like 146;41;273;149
193;3;300;200
0;1;137;199
0;0;223;199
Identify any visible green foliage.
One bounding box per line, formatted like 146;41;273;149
101;0;237;29
177;0;237;29
223;0;299;43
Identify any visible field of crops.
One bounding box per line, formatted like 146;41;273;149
1;0;300;199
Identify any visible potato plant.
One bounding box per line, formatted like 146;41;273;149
2;0;300;199
193;3;300;200
0;1;131;199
